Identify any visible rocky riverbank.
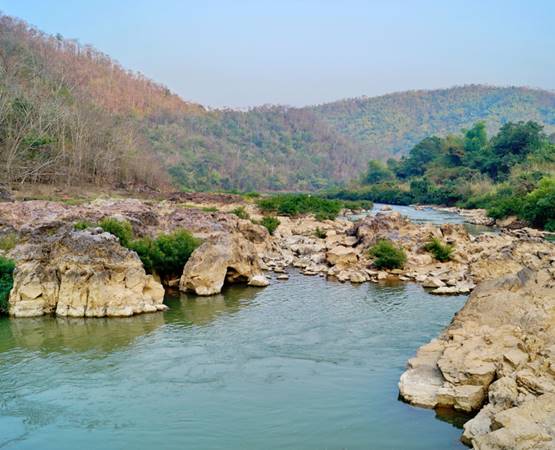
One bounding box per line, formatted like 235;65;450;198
2;196;555;447
1;197;553;309
399;268;555;449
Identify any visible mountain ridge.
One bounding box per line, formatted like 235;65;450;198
1;12;554;192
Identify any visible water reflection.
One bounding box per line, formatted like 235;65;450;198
0;284;262;355
0;312;166;354
164;283;260;326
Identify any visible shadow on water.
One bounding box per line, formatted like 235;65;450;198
164;283;261;326
0;313;166;354
0;283;262;355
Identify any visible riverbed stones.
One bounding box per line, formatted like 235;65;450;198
9;228;165;317
180;233;269;295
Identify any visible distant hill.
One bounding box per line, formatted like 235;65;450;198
161;86;555;190
310;85;555;159
1;13;554;191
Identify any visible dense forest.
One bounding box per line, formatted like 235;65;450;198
328;121;555;230
1;14;555;192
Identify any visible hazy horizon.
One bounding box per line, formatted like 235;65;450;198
1;0;554;108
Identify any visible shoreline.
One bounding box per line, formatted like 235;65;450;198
1;196;555;448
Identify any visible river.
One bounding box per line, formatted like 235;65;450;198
347;202;495;235
0;272;469;449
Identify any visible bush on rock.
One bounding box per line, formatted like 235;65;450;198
369;240;407;269
129;230;201;281
424;237;454;262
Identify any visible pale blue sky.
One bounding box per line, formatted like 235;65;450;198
1;0;554;107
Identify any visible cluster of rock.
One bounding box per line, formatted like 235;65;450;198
257;210;554;297
399;268;555;449
3;195;555;446
8;227;165;317
428;206;496;226
1;198;276;311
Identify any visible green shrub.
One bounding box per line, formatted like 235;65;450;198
231;206;250;220
99;218;133;247
129;230;201;281
201;206;219;213
324;185;412;206
243;191;260;199
314;227;327;239
521;177;555;230
0;233;17;251
424;237;454;262
369;240;407;269
73;220;94;231
340;199;374;211
0;256;15;314
258;194;342;220
259;216;280;235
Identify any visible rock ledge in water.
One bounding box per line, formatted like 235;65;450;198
9;228;165;317
399;268;555;448
180;233;269;296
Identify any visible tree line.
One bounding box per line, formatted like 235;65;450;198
327;121;555;230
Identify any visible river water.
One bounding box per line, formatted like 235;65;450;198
347;203;495;235
0;273;469;449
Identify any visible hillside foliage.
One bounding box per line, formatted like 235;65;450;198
330;120;555;230
1;14;554;192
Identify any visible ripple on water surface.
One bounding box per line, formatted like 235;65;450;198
0;272;469;450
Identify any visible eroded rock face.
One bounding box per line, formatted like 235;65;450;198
179;233;269;296
399;268;555;448
9;228;165;317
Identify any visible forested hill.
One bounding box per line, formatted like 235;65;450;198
1;13;554;192
160;86;555;191
0;14;202;190
310;85;555;160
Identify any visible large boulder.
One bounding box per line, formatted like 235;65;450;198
179;233;269;296
9;228;165;317
399;268;555;448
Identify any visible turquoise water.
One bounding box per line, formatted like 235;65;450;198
347;203;495;235
0;273;469;449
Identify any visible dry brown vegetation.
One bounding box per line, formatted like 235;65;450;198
1;13;554;193
0;14;201;189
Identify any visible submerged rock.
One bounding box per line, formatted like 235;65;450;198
9;228;165;318
180;233;269;296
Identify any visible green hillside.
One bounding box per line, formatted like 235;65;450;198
1;13;554;192
161;86;555;191
311;85;555;159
